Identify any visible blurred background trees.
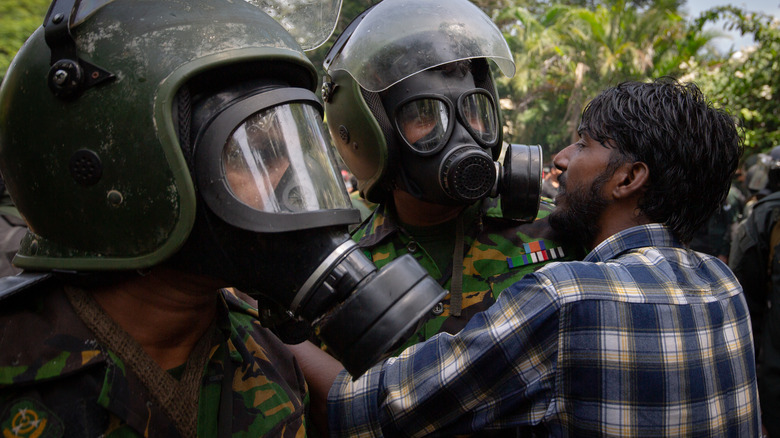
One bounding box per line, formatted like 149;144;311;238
0;0;50;83
2;0;777;158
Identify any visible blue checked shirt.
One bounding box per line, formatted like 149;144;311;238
328;224;761;437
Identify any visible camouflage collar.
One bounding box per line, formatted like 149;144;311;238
354;197;503;249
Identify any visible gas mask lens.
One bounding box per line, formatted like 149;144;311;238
395;90;498;154
222;102;350;213
397;99;449;154
459;91;498;145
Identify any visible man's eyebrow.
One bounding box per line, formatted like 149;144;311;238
578;129;611;149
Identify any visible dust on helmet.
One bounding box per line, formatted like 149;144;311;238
0;0;330;271
321;0;516;203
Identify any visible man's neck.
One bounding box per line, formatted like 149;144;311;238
88;267;222;370
591;202;651;251
393;189;467;227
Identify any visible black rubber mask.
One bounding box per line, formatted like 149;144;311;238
383;67;499;205
175;79;447;377
382;68;543;220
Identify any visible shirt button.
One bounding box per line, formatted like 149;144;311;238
431;302;444;315
406;241;418;253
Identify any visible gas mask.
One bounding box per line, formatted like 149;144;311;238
382;66;543;220
321;0;541;220
184;78;446;376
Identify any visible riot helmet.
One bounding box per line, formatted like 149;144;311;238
0;0;444;376
322;0;542;220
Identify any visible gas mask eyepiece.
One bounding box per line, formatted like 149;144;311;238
191;82;446;376
395;89;499;154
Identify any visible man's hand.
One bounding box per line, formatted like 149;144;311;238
287;341;345;437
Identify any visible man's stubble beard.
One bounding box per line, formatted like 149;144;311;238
548;170;612;250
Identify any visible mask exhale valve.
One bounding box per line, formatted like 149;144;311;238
291;239;446;377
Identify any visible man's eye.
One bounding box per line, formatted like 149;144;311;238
225;144;241;161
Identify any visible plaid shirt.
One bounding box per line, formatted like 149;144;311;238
328;224;760;437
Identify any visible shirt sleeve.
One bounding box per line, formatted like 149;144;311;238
328;271;563;437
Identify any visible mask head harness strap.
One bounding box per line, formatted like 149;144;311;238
43;0;115;100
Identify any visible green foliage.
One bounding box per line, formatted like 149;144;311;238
496;0;721;157
683;6;780;155
1;0;777;162
0;0;50;84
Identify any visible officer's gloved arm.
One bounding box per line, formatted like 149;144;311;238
286;340;344;437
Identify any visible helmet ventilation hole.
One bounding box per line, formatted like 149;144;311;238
69;149;103;186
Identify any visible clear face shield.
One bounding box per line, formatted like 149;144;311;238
73;0;342;51
323;0;515;92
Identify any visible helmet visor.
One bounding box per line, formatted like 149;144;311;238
73;0;342;51
326;0;514;92
223;103;350;213
245;0;343;51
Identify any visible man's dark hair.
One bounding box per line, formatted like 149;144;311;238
579;77;743;243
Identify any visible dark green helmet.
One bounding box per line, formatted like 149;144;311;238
0;0;317;271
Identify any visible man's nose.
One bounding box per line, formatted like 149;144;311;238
553;144;574;171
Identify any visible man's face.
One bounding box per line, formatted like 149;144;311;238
222;119;291;212
548;133;617;248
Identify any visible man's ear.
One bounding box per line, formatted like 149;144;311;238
612;161;649;200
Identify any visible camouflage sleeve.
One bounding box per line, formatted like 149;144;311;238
218;290;314;437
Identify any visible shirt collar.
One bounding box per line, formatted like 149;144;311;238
584;223;683;263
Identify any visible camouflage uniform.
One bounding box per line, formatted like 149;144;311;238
0;282;310;437
730;191;780;437
352;197;584;355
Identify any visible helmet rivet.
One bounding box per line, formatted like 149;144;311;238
322;80;337;102
338;125;350;143
48;59;84;99
107;190;123;206
29;240;39;255
52;13;64;24
52;69;69;86
352;142;359;151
